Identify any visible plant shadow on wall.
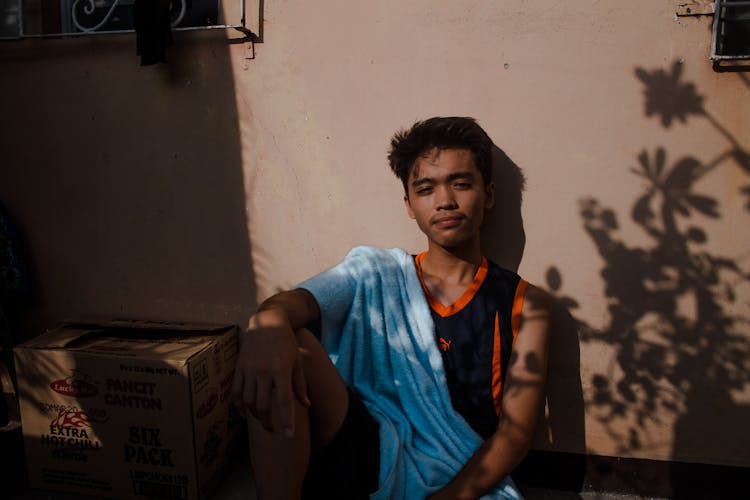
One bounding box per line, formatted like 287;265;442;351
546;61;750;496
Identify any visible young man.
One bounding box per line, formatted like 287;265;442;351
232;117;551;500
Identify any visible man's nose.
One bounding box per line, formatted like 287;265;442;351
435;186;458;210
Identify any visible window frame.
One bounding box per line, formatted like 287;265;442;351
711;0;750;67
0;0;251;40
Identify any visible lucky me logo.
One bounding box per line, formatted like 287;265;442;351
51;408;108;428
50;370;100;398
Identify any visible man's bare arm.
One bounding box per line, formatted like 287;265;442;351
231;289;321;437
429;284;552;500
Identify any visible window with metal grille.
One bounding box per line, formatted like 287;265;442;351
712;0;750;67
0;0;248;39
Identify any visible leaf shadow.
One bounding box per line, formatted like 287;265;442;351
552;60;750;496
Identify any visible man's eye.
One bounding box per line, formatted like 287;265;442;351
454;182;471;189
416;187;432;195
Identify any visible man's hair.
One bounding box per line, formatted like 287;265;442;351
388;117;493;194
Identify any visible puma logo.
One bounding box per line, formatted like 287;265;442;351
438;337;452;352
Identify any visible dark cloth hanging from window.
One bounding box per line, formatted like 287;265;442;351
134;0;173;66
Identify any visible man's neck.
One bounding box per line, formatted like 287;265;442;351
420;240;483;286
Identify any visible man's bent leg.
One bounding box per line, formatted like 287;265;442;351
247;397;310;500
246;328;349;500
295;329;349;451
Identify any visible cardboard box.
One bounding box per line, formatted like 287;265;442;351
14;319;241;500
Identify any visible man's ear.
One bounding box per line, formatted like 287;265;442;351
404;195;416;219
484;181;496;210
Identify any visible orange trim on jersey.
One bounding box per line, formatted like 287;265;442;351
414;252;489;317
491;311;502;416
493;279;528;417
511;279;528;346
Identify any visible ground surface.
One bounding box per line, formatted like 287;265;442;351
8;451;667;500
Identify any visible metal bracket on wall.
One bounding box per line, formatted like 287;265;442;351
243;0;262;59
226;1;261;61
226;30;255;60
676;1;716;16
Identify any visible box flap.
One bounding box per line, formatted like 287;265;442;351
68;318;232;333
16;319;237;363
17;324;105;349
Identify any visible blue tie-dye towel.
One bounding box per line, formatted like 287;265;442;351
298;246;522;499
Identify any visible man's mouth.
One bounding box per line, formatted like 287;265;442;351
432;215;463;228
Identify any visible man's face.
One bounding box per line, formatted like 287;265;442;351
404;148;494;251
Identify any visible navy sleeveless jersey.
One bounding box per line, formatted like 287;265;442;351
414;253;528;439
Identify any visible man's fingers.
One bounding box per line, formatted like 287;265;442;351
230;321;304;437
292;359;310;407
274;374;296;438
254;375;274;431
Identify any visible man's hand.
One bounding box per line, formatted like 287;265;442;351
232;298;315;437
425;489;454;500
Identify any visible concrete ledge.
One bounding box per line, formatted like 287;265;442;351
7;431;749;500
514;450;750;500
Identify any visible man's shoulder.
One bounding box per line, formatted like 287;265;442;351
304;246;415;286
346;245;409;258
485;258;522;282
342;245;412;267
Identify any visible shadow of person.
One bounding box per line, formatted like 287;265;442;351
513;296;587;495
480;146;587;493
482;145;526;273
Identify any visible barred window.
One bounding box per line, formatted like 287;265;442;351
0;0;247;39
712;0;750;68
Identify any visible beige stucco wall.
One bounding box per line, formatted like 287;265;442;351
1;1;748;468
